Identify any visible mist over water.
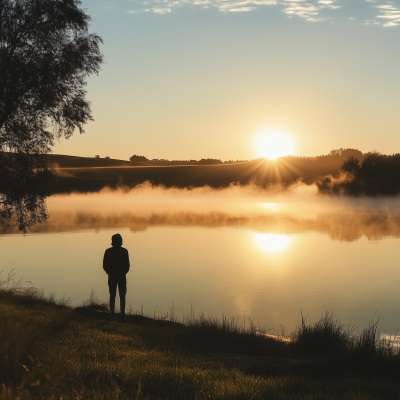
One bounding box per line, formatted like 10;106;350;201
2;183;400;334
3;182;400;241
47;181;400;213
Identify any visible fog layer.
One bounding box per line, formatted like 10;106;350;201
2;182;400;241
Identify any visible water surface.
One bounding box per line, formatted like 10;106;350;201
2;190;400;334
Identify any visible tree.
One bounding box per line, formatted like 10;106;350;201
0;151;55;231
0;0;103;232
341;156;361;175
199;158;222;165
129;155;148;163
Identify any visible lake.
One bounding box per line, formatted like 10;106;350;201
2;186;400;335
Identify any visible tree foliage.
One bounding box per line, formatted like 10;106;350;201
129;155;148;163
317;152;400;196
0;0;103;231
0;152;55;231
341;156;361;175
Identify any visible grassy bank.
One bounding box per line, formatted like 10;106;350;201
1;286;400;399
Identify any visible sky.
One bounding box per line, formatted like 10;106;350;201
55;0;400;161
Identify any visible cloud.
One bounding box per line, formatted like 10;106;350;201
376;2;400;25
128;8;150;12
227;6;257;11
282;3;319;19
383;20;399;26
152;6;172;12
129;0;277;13
376;4;397;9
126;0;400;28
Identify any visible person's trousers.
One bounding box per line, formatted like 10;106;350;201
108;275;127;314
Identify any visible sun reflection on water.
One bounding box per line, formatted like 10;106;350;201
260;202;280;211
253;232;292;253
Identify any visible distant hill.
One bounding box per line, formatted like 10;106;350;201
8;149;399;195
43;148;376;194
48;154;245;168
48;154;131;168
52;156;347;193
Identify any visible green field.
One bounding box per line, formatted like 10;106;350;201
2;282;400;400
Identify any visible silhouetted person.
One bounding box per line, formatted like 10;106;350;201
103;234;130;315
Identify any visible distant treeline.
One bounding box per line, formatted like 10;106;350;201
47;154;248;168
128;149;365;167
129;155;246;166
318;152;400;196
275;148;365;184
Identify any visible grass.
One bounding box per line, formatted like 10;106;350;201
1;278;400;399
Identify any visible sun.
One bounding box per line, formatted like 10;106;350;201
253;233;292;254
254;129;294;159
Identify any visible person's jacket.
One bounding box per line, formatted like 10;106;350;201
103;246;130;277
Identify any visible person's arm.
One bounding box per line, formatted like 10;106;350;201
103;249;110;275
124;249;130;274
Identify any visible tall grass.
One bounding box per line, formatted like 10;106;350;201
77;288;108;312
291;310;355;357
290;310;399;358
288;310;400;383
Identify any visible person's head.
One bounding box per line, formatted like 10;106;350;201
111;233;123;247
